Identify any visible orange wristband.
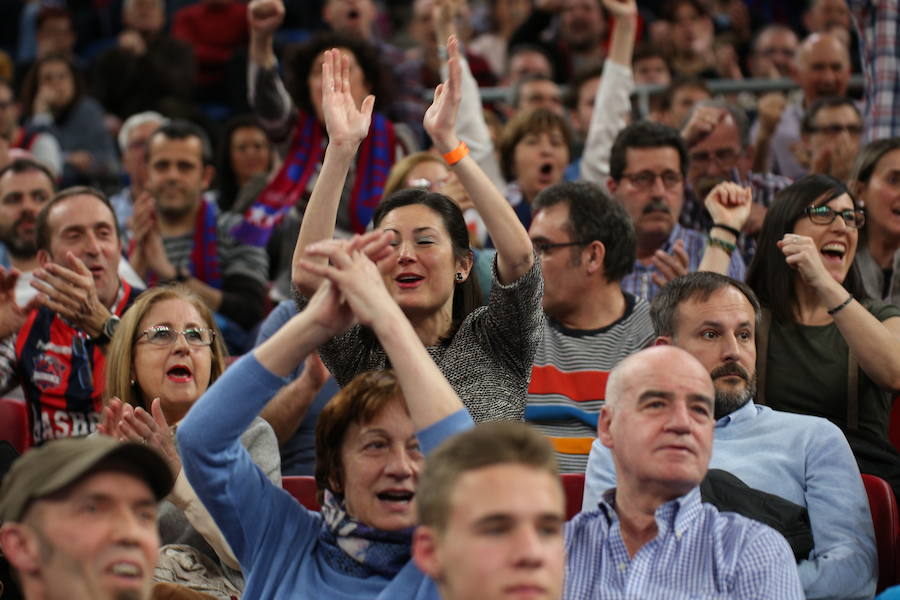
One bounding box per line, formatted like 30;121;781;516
442;141;469;166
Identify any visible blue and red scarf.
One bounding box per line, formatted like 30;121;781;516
130;199;222;289
231;110;396;246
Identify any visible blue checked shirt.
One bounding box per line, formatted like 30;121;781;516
849;0;900;142
564;487;805;599
620;225;746;301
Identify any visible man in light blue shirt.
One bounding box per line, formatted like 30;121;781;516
583;272;877;600
566;344;803;599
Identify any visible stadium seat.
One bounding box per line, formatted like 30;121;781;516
862;473;900;592
283;475;320;511
561;473;585;520
0;397;28;454
890;397;900;452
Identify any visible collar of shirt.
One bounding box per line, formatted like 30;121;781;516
598;486;703;541
715;399;759;428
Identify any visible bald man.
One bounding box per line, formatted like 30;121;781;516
563;346;803;598
752;32;852;179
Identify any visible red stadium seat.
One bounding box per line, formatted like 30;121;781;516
862;473;900;592
890;396;900;453
0;397;28;454
283;475;320;511
561;473;585;520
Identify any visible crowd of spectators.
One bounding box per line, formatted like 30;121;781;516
2;0;900;598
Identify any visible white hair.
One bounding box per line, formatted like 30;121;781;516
117;111;169;153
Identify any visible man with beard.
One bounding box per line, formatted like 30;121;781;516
607;121;745;300
128;120;267;351
0;158;54;305
583;272;877;600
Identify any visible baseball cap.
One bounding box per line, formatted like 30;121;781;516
0;436;174;523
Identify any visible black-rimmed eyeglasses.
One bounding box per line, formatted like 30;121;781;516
532;240;590;255
804;205;866;229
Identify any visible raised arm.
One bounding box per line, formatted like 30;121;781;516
301;234;465;429
426;37;534;285
290;50;375;296
698;182;752;274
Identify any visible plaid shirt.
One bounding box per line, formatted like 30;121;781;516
620;225;746;301
849;0;900;142
564;487;805;599
680;170;793;263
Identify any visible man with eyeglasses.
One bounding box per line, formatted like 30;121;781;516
525;181;654;473
679;100;792;262
607;121;745;301
0;187;141;444
800;97;863;183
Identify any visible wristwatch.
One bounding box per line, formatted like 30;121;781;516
94;315;121;345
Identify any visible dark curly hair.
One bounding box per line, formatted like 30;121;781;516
284;32;391;117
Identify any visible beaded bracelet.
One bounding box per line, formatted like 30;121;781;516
707;236;736;256
826;296;853;316
442;141;470;166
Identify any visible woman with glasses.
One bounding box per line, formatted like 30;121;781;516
746;174;900;492
100;285;279;597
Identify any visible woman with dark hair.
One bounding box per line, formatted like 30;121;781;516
214;114;274;213
177;229;473;598
746;174;900;492
20;54;118;186
292;39;541;423
235;1;415;299
849;138;900;305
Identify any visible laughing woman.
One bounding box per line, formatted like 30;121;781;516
746;175;900;495
291;37;542;423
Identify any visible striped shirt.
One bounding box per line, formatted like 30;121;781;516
620;225;746;301
564;487;805;599
526;294;654;473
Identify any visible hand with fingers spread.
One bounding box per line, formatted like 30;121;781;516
423;35;464;154
778;233;833;291
704;182;752;233
322;48;375;151
0;266;41;339
31;252;112;338
651;239;690;287
118;398;182;476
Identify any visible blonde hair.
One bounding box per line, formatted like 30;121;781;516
382;152;447;201
104;286;227;410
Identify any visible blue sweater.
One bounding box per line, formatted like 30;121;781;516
177;354;474;599
583;401;877;600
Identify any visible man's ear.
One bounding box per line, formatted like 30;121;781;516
606;177;618;196
0;523;41;575
654;336;673;346
412;526;443;581
597;405;614;449
37;249;50;268
202;165;215;190
585;241;606;276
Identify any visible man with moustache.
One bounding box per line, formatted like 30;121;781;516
607;121;745;300
582;272;877;600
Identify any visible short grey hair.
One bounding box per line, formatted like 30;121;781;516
117;111;169;153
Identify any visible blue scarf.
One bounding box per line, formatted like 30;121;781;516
317;490;413;578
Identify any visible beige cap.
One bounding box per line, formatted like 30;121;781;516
0;436;174;523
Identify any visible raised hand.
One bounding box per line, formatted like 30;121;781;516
651;239;689;287
601;0;637;18
681;106;725;147
97;396;125;438
423;35;463;153
322;48;375;149
31;252;111;338
119;399;182;477
247;0;285;37
778;233;833;291
704;181;752;232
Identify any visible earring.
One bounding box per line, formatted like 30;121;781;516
455;272;463;282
